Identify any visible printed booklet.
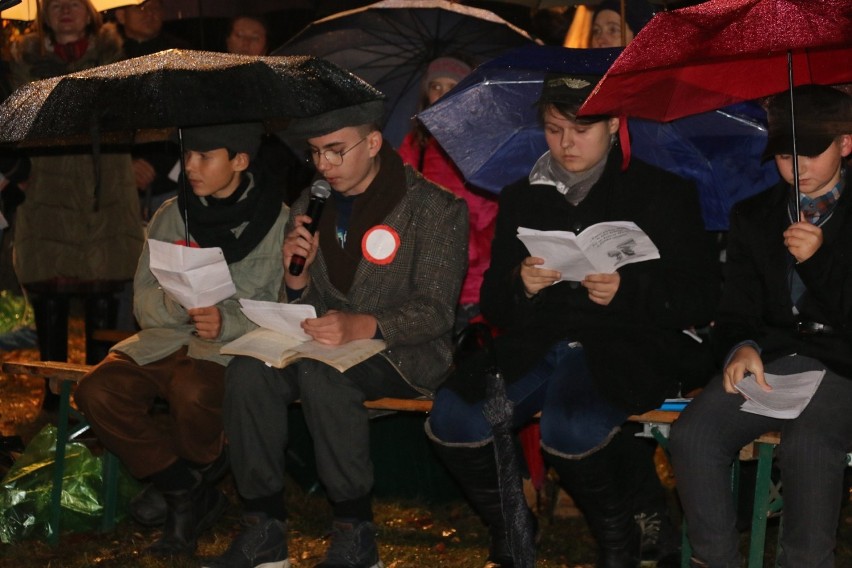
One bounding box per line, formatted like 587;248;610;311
516;221;659;282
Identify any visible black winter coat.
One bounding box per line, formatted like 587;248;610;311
446;145;720;414
712;169;852;379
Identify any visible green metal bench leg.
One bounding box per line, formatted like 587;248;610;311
681;517;691;568
100;451;120;532
48;378;122;542
48;380;74;546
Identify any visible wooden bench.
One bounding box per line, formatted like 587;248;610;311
16;359;805;568
1;359;680;546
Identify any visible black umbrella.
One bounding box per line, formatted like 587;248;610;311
0;49;383;240
0;49;384;146
274;0;535;147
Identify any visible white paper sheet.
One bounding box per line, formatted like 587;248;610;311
735;369;825;419
238;299;315;342
147;239;236;309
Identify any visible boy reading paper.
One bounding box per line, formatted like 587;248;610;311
75;123;289;557
205;99;468;568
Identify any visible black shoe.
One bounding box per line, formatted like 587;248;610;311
635;509;681;568
130;451;229;528
143;479;227;557
484;556;513;568
130;483;167;527
315;520;384;568
199;447;230;484
201;516;290;568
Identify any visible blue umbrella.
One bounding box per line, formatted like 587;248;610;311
418;44;780;230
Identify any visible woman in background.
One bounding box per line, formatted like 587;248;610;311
8;0;143;412
398;56;498;334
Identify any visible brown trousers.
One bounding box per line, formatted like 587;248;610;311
74;347;225;479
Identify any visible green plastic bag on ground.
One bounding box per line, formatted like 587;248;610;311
0;424;139;543
0;290;33;334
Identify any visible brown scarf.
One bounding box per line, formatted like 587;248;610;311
318;143;407;294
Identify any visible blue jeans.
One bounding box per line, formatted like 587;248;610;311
428;341;627;456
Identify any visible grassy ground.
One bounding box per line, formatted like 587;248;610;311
0;318;850;567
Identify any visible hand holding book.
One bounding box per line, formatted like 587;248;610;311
516;221;660;282
220;300;385;371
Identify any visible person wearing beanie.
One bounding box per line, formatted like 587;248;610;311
590;0;655;48
74;122;290;558
670;85;852;567
398;55;499;334
8;0;142;414
205;98;468;568
426;72;719;568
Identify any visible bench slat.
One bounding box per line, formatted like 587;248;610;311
0;360;681;424
3;360;91;380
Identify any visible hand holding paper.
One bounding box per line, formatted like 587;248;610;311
238;299;315;341
735;369;825;419
517;221;659;282
147;239;236;309
222;300;385;371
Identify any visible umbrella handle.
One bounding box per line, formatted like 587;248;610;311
177;127;190;245
787;51;801;220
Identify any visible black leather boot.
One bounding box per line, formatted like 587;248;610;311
430;439;523;567
144;474;227;557
131;449;230;528
30;293;69;412
546;436;640;568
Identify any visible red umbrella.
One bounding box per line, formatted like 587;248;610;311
580;0;852;122
579;0;852;217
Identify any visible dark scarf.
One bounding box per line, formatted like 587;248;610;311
318;144;407;294
177;169;281;264
53;37;89;63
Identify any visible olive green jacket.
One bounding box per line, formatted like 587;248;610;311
113;196;289;367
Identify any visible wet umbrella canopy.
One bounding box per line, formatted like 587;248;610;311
579;0;852;122
418;44;779;230
0;49;385;147
275;0;535;147
0;49;384;242
579;0;852;219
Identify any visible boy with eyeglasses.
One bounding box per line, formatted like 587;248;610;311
205;100;468;568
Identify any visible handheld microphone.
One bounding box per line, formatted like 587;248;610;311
289;179;332;276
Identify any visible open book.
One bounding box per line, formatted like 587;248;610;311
220;299;386;372
516;221;660;282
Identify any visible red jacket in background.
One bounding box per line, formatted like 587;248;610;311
398;133;497;306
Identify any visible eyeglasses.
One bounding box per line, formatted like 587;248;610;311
308;136;368;167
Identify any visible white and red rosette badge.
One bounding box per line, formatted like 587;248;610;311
361;224;400;265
